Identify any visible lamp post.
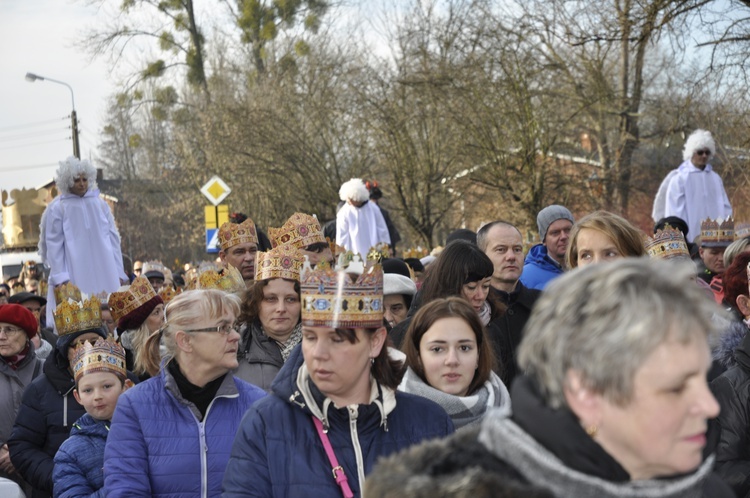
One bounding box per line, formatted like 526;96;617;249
25;72;80;159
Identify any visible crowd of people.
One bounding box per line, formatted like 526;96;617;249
0;127;747;497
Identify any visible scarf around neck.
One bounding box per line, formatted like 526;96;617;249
2;341;31;370
399;366;509;429
477;300;492;326
274;322;303;362
477;375;715;498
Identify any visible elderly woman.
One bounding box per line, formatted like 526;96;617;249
223;257;454;497
399;297;509;429
366;258;732;497
103;289;265;498
235;246;304;391
0;304;42;486
566;210;646;269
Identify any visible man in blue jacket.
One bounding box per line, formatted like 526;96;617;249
521;205;574;290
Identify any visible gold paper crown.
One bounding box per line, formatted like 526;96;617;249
645;226;690;261
255;245;305;282
367;242;391;263
300;252;383;328
218;219;258;251
187;264;246;293
55;282;82;305
735;222;750;240
269;212;326;250
402;246;429;259
158;286;181;304
72;337;127;383
108;277;158;323
53;284;102;336
700;217;734;247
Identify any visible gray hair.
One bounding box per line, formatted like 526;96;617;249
723;238;750;268
143;289;240;374
518;258;720;409
55;156;98;194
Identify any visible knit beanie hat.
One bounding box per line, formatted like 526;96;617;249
537;205;574;242
0;304;38;339
117;295;163;331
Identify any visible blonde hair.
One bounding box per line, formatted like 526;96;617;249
565;211;646;269
142;289;240;375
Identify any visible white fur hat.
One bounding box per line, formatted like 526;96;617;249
339;178;370;203
682;129;716;162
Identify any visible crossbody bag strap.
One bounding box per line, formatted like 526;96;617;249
312;416;355;498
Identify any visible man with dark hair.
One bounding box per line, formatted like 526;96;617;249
477;221;541;386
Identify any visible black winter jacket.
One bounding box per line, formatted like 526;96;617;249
711;320;750;497
7;329;135;498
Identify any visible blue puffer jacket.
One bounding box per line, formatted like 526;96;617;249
520;244;564;290
222;345;455;497
104;365;265;498
8;329;109;498
52;413;108;498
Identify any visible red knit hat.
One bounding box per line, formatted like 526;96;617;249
117;295;163;331
0;304;38;339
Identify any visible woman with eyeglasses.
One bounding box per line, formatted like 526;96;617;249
0;304;43;488
103;289;266;498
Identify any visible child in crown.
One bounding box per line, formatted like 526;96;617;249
51;338;131;498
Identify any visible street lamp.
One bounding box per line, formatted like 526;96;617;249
25;72;80;158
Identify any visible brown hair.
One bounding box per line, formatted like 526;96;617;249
402;297;496;395
566;210;646;269
238;278;301;327
329;327;405;389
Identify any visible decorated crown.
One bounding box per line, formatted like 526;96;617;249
300;252;383;328
735;222;750;240
269;212;326;250
218;219;258;251
108;277;158;323
402;246;429;259
255;245;305;281
367;242;391;263
186;263;246;293
158;286;181;304
53;283;102;336
644;226;690;261
55;282;82;305
700;217;734;247
72;337;126;383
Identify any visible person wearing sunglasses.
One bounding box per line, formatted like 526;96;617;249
653;129;732;245
103;289;265;498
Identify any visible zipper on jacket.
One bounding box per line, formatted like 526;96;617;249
348;405;366;491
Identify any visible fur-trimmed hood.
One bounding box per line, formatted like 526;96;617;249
713;320;749;370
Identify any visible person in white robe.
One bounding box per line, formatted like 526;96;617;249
39;157;128;329
335;178;391;258
661;129;732;243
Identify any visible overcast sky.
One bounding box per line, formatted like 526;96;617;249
0;0;113;192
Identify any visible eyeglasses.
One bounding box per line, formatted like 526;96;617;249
0;292;8;298
0;326;24;337
184;323;237;335
695;150;711;156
